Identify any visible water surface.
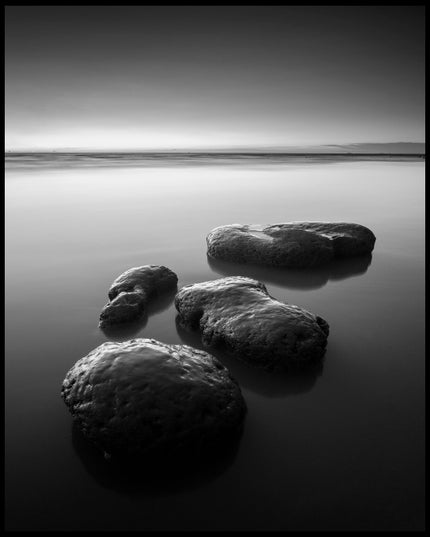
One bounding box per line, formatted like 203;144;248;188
5;155;425;530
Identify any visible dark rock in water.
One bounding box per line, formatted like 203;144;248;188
206;222;376;268
175;276;329;371
61;339;246;459
289;222;376;257
175;316;325;398
99;265;178;327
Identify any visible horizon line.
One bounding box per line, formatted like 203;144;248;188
5;150;426;156
5;141;425;155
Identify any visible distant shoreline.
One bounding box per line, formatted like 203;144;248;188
4;152;426;158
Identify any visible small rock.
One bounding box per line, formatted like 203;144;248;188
61;339;246;458
175;276;329;371
99;265;177;327
206;222;376;268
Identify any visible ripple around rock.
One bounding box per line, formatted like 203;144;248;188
99;265;178;328
175;276;329;371
61;339;246;459
206;222;376;268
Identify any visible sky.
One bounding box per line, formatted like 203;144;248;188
5;6;425;151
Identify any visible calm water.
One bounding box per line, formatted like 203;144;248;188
5;156;425;531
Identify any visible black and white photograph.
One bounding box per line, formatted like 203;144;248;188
5;5;425;532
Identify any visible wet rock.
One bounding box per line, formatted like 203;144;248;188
99;265;178;327
206;222;376;268
61;339;246;458
175;276;329;371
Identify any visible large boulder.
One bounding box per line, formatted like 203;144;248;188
99;265;178;327
206;222;376;268
61;339;246;459
175;276;329;371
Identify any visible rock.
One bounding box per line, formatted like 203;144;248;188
99;265;178;327
61;339;246;458
206;222;376;268
175;276;329;371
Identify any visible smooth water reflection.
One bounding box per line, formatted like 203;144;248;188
208;253;373;290
72;422;242;498
5;158;425;530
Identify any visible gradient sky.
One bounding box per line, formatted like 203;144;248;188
5;6;425;151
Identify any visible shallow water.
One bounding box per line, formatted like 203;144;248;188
5;156;425;530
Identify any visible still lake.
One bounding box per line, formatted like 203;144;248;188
5;155;425;531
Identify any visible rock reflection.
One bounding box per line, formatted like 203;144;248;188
176;317;324;398
72;420;242;497
208;254;372;290
100;286;177;340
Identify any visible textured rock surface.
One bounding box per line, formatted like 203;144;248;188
99;265;178;327
175;276;329;371
206;222;376;268
62;339;246;458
